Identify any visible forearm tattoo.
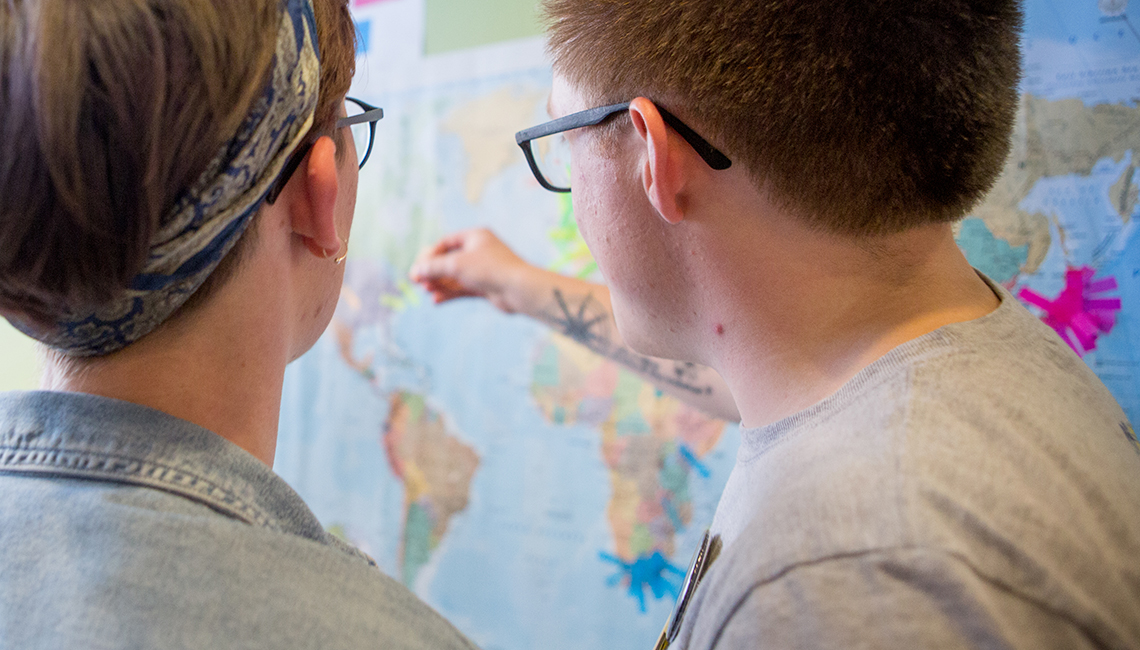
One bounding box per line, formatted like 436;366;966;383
542;289;713;396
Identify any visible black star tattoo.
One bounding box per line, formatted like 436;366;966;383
549;289;612;351
543;290;713;396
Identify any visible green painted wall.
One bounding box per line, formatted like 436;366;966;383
424;0;542;55
0;320;39;391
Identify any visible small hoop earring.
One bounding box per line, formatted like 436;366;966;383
334;237;348;265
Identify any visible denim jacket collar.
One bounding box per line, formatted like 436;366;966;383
0;390;369;562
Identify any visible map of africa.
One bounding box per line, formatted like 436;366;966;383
271;1;1140;649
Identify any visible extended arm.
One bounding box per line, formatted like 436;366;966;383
410;229;740;422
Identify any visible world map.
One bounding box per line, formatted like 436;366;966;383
273;1;1140;649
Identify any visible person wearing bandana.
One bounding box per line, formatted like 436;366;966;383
0;1;476;648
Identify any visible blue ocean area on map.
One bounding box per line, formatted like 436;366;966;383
957;218;1030;283
355;20;371;55
1018;155;1134;269
1023;0;1140;103
273;1;1140;648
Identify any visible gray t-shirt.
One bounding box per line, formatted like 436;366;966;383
674;280;1140;649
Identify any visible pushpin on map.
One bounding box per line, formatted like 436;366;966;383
1017;266;1123;357
600;551;686;612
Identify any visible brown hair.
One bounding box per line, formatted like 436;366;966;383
0;0;356;330
310;0;357;148
543;0;1023;235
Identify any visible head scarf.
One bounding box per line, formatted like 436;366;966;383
25;0;321;356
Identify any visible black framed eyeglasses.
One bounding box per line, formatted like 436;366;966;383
515;102;731;193
266;96;384;204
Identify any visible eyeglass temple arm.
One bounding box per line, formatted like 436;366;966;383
338;107;384;127
655;107;732;171
515;103;631;143
515;102;730;172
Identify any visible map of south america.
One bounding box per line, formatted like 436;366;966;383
384;392;480;587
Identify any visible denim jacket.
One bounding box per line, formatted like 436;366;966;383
0;390;477;650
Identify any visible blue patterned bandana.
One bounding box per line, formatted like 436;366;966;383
25;0;321;357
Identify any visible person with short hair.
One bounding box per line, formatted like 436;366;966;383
413;0;1140;647
0;1;476;647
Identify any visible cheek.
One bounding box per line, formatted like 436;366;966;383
568;136;661;287
572;154;628;237
340;163;359;234
346;173;359;225
569;184;618;273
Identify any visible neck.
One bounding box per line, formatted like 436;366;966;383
698;214;998;429
41;263;293;467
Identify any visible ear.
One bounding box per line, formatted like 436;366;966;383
628;97;686;224
285;135;342;259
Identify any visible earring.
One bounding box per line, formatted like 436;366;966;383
334;237;348;265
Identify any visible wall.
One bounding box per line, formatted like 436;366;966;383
0;320;38;391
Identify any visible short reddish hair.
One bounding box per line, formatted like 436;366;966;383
544;0;1022;235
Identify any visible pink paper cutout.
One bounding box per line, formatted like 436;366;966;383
1018;266;1123;357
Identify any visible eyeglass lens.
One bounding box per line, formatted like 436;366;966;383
344;100;373;169
531;132;573;191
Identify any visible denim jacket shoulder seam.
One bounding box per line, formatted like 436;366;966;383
0;445;280;531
